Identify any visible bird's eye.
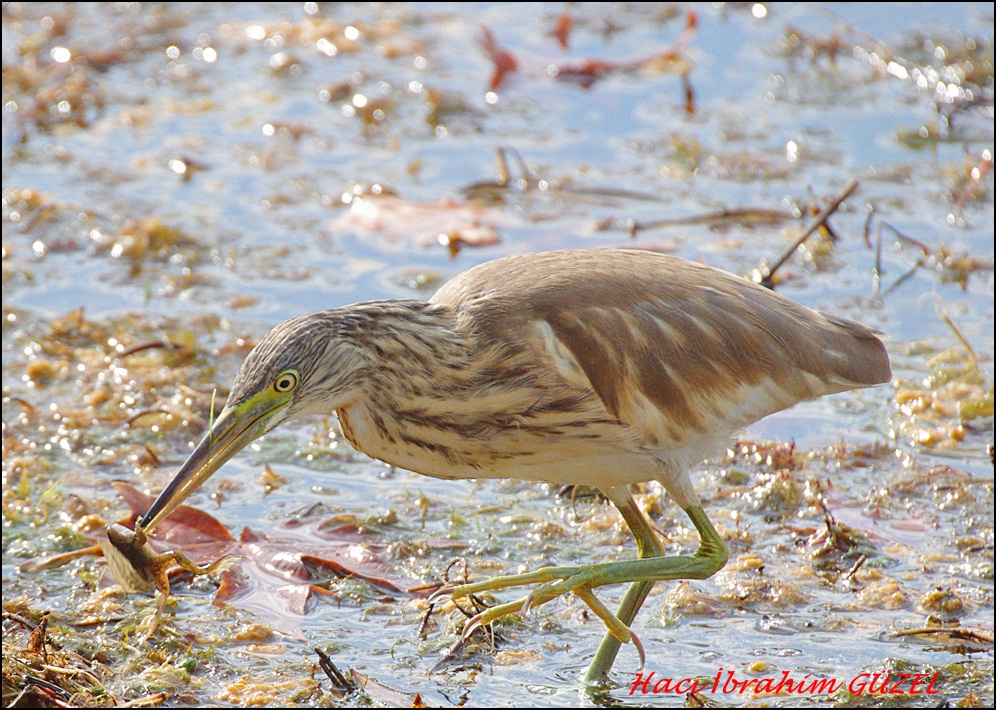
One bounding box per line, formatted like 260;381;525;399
273;370;299;393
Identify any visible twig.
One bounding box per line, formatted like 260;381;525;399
119;692;168;707
3;609;40;631
862;206;875;248
616;207;794;235
879;221;931;254
936;304;979;366
117;341;180;358
315;647;355;691
842;553;867;583
23;675;70;699
428;636;474;673
760;179;859;288
871;212;883;298
878;261;921;299
893;626;994;645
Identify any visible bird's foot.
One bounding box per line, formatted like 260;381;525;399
426;505;727;679
429;564;646;668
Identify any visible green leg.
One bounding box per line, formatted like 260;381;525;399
584;487;665;683
583;491;727;681
433;487;728;679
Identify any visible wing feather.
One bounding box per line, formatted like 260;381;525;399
432;249;891;445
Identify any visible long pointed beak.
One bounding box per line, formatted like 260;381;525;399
140;399;287;534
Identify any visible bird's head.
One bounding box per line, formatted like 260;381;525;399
139;311;368;533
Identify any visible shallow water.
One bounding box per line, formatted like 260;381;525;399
3;2;993;707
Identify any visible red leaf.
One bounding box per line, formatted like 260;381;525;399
103;483;429;621
548;10;572;50
479;26;519;90
240;525;427;596
111;482;236;563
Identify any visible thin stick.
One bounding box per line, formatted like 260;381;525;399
842;553;867;583
872;217;883;299
935;303;979;366
893;627;994;645
878;261;921;299
315;647;355;691
762;179;860;286
621;207;794;234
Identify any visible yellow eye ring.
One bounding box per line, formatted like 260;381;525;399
273;370;299;393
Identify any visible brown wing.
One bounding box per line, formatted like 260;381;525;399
432;249;890;442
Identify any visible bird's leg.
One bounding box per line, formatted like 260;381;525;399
431;486;727;678
584;486;665;683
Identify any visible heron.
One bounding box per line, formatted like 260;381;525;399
137;248;891;681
